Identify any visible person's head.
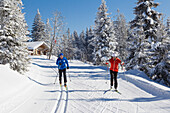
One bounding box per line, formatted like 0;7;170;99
59;53;64;59
112;53;116;59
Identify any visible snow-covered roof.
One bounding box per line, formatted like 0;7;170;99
24;41;49;50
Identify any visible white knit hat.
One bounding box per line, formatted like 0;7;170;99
112;53;116;57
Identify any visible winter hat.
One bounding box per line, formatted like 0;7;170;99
59;53;64;56
112;53;116;57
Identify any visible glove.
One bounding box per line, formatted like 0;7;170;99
67;67;69;69
59;63;62;65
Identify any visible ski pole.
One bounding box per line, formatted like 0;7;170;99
105;67;108;84
54;65;61;84
123;66;128;82
68;69;71;82
54;70;58;84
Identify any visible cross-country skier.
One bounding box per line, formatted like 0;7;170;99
106;53;124;91
56;53;69;88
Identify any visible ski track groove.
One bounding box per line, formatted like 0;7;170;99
29;57;170;113
54;88;63;113
71;73;126;113
43;59;69;113
71;71;148;113
69;83;97;113
70;78;123;113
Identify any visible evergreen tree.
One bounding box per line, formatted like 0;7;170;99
66;28;74;59
130;0;162;71
73;31;81;59
93;0;117;65
87;27;95;62
166;17;170;35
0;0;29;73
114;9;128;61
149;17;170;86
126;22;148;71
31;9;46;41
45;18;52;46
79;30;87;62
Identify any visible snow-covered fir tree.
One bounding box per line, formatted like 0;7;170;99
114;9;128;61
66;28;74;59
130;0;162;71
166;17;170;35
149;18;170;86
79;30;87;61
87;27;95;62
45;18;52;46
0;0;30;73
126;22;149;72
93;0;117;65
73;30;81;59
61;34;69;58
31;9;46;41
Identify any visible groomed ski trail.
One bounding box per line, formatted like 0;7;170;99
1;56;169;113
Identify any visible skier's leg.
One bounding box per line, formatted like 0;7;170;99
110;70;114;87
59;69;62;84
63;68;67;86
113;72;118;89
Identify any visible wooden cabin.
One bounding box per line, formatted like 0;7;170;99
25;41;49;55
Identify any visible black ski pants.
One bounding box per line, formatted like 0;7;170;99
59;68;67;84
110;70;118;89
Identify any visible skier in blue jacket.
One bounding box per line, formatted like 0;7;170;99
56;53;69;88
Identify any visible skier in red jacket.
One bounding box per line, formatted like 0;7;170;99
106;54;124;91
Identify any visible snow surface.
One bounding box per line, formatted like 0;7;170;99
0;55;170;113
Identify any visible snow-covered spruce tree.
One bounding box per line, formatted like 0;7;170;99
87;27;95;62
44;18;52;46
66;28;74;60
149;18;170;86
70;33;76;59
61;34;69;58
114;9;128;61
31;9;46;41
93;0;117;65
166;17;170;35
0;0;30;73
79;30;86;61
73;30;81;59
130;0;162;71
126;22;149;71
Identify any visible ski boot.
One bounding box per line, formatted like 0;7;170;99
64;83;67;90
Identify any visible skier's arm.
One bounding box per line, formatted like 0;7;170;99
65;58;69;68
56;58;59;65
105;60;110;65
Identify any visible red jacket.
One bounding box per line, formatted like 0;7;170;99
106;58;123;72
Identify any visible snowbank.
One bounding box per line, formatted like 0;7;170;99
0;64;30;101
119;69;170;98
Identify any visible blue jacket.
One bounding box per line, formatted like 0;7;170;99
56;57;69;70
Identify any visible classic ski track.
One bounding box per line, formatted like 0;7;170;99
32;57;170;113
53;88;63;113
69;82;99;113
71;80;126;113
71;74;147;113
44;60;69;113
70;80;122;113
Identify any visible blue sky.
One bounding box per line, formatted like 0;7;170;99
22;0;170;34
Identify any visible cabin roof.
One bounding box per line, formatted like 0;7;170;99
24;41;49;50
